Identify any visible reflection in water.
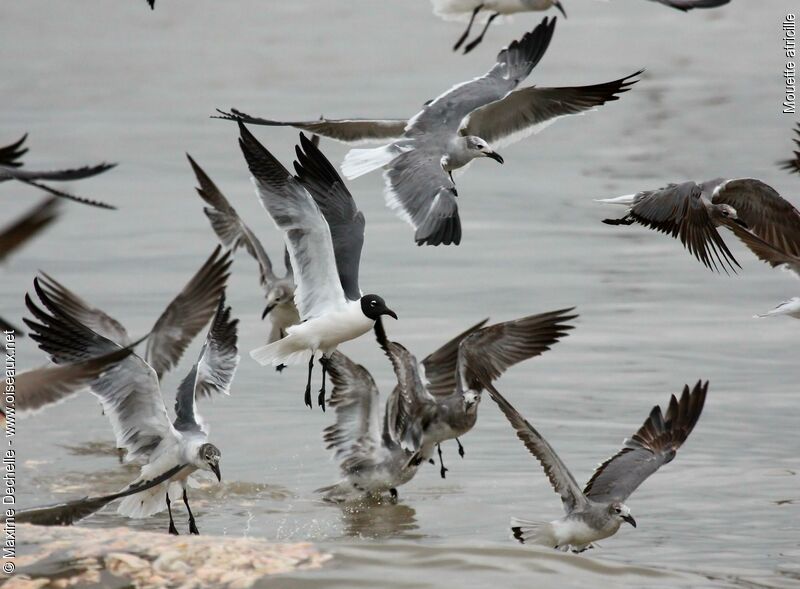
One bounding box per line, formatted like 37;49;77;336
338;499;420;540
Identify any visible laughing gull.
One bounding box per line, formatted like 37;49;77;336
216;18;641;246
487;380;707;552
0;197;61;346
431;0;567;54
24;284;238;534
380;309;576;478
779;123;800;175
35;246;231;380
316;349;422;502
0;133;116;209
187;155;300;353
238;124;398;410
598;177;800;275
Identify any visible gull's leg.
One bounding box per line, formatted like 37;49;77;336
183;489;199;535
389;488;398;502
166;493;178;535
463;12;499;54
453;3;483;51
456;438;465;458
437;443;448;479
318;356;328;411
275;363;286;373
304;352;315;409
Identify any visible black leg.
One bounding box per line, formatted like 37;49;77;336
456;437;465;458
428;458;435;465
318;356;328;411
183;489;199;535
389;488;398;501
304;353;315;408
463;12;499;54
275;363;286;373
166;493;178;535
453;3;483;51
437;443;448;479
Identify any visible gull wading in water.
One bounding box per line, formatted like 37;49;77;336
487;380;708;552
187;155;300;354
381;309;575;478
215;17;642;246
24;284;239;534
238;124;397;410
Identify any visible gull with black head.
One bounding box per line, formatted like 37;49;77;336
238;124;397;410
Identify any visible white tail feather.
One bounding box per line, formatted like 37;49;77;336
594;194;637;205
117;480;182;519
341;144;403;180
510;518;557;547
250;335;308;367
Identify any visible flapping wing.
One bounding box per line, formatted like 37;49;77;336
421;318;489;398
214;109;407;144
459;72;641;149
583;381;708;503
712;178;800;258
0;162;116;182
0;173;116;210
0;134;28;168
606;181;741;273
24;280;177;461
382;340;428;451
173;293;239;434
238;122;346;319
723;221;800;278
0;197;60;263
187;154;279;287
384;147;461;246
37;272;130;344
322;351;384;473
406;17;556;137
145;246;232;379
649;0;730;10
8;345;136;414
293;133;365;300
458;308;576;392
486;384;587;513
779;123;800;175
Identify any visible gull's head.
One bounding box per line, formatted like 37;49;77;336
465;136;503;164
462;390;481;414
197;443;222;482
609;502;636;528
263;282;295;319
360;294;398;321
714;204;748;228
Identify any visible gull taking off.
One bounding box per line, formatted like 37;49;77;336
215;17;641;246
488;381;707;552
381;309;575;478
187;155;300;351
238;124;397;409
24;283;239;534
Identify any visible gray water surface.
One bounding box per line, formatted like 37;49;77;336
4;1;799;587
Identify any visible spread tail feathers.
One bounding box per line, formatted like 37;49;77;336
510;518;557;547
341;144;405;180
250;334;308;367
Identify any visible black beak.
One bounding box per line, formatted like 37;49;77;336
210;463;221;482
486;151;504;164
734;218;749;229
261;303;276;320
554;0;567;18
622;514;636;528
383;308;398;320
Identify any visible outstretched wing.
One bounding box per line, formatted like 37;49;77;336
214;109;407;145
460;72;641;149
0;197;60;263
293;133;365;300
173;293;240;434
583;381;708;503
145;246;232;379
187;154;280;288
486;384;587;513
420;318;489;398
457;308;576;392
322;351;384;473
24;280;177;461
0;134;28;168
238;122;346;319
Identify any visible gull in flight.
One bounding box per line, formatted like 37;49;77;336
488;380;707;552
380;309;575;478
24;284;239;534
0;133;116;209
316;348;423;502
34;246;231;380
215;17;641;246
187;155;300;355
598;178;800;315
238;124;397;410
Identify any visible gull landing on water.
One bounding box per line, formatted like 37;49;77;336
487;381;708;552
237;124;397;410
